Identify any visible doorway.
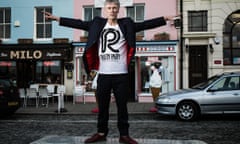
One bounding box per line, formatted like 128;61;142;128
17;61;36;88
128;60;136;102
189;46;208;87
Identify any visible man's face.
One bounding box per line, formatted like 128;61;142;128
104;2;119;20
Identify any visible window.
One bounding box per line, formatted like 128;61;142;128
139;56;175;94
188;11;207;32
84;6;101;36
35;7;52;39
75;57;95;92
223;10;240;65
84;7;101;21
36;60;61;84
127;4;145;36
0;8;11;39
211;76;240;91
0;61;16;78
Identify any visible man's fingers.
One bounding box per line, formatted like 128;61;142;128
42;11;50;15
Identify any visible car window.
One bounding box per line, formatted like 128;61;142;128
210;76;240;91
228;76;239;90
192;75;221;89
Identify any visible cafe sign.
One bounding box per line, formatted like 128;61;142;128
10;50;42;59
0;48;69;60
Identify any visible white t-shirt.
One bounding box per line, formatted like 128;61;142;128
98;23;128;74
149;70;162;88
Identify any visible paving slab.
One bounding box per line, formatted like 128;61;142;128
30;135;207;144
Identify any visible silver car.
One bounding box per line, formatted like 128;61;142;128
155;72;240;121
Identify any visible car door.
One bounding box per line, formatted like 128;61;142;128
202;76;240;113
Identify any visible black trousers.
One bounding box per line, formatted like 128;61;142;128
96;74;129;136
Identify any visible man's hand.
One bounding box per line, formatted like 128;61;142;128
164;15;178;22
43;11;60;21
89;70;98;80
164;15;181;27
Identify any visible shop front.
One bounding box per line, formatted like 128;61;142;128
73;41;178;103
0;44;72;89
135;41;178;102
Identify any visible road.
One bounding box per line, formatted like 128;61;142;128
0;114;239;144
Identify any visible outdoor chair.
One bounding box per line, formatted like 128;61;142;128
19;88;26;107
54;85;66;113
38;87;52;108
46;84;55;103
73;85;86;104
26;88;38;108
30;84;39;92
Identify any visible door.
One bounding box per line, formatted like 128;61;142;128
202;76;240;113
189;46;208;87
128;60;135;102
17;61;36;88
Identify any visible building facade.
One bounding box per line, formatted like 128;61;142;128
0;0;74;95
181;0;240;88
72;0;179;102
1;0;179;103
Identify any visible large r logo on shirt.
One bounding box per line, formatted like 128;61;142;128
101;28;120;53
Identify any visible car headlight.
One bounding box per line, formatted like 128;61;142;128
156;96;171;103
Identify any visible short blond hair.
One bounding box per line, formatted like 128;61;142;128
104;0;120;7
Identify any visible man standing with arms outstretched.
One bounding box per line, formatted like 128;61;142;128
44;0;176;143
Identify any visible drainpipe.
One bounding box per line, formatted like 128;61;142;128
180;0;183;89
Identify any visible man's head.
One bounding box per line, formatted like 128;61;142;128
104;0;120;7
104;0;120;20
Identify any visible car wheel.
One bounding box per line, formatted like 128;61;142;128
176;101;199;121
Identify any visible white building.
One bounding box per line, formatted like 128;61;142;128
181;0;240;88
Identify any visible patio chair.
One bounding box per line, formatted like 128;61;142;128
73;85;86;104
39;87;52;108
46;84;55;103
26;88;38;108
54;85;66;113
30;84;39;92
19;88;26;107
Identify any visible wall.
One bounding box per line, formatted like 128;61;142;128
182;0;240;88
73;0;178;41
0;0;74;44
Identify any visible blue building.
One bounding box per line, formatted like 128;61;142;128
0;0;74;90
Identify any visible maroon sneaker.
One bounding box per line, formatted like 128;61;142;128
149;107;157;113
119;136;138;144
84;133;106;143
91;107;99;113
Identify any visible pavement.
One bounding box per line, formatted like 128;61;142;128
16;102;208;144
16;102;155;115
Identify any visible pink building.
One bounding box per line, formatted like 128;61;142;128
72;0;179;103
73;0;177;41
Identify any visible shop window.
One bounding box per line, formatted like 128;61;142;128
0;61;17;84
223;10;240;65
139;56;175;94
36;60;61;84
75;57;95;92
127;4;145;36
188;11;207;32
0;7;11;39
35;7;52;39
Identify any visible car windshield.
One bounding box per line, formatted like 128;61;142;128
191;75;221;90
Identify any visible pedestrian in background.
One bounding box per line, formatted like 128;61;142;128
44;0;176;143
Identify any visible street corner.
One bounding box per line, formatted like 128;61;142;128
30;135;208;144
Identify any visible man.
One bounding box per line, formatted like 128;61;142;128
44;0;176;143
